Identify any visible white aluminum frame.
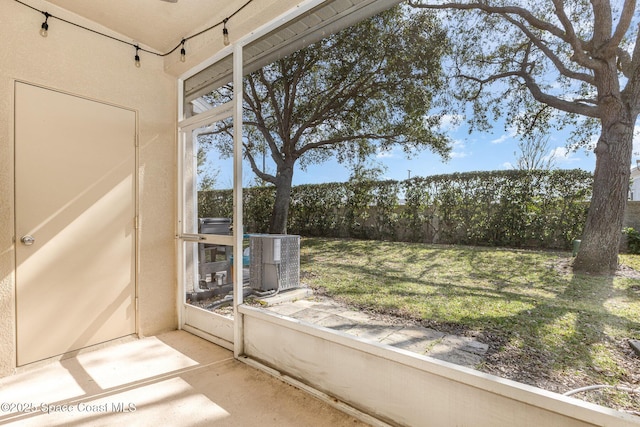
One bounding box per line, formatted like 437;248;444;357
175;0;331;359
172;2;640;425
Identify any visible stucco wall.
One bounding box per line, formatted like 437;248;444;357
241;306;640;427
0;0;177;375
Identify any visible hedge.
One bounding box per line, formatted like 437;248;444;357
199;169;593;249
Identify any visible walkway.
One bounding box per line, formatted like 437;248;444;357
259;290;489;368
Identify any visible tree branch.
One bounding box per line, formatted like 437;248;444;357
519;70;599;117
243;148;276;185
291;65;384;146
621;24;640;113
410;1;600;71
501;12;594;84
456;71;523;100
245;76;284;167
297;133;402;156
409;1;566;39
256;68;286;146
609;0;636;52
550;0;599;70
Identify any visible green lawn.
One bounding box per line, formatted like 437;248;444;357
300;237;640;410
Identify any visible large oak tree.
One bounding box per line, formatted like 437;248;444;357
204;5;451;233
410;0;640;273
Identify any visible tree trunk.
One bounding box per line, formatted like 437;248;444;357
269;164;294;234
573;113;635;274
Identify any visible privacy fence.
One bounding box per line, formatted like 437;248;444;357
200;169;594;250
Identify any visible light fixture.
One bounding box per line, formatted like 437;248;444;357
15;0;255;64
40;12;50;37
223;19;230;46
134;45;141;68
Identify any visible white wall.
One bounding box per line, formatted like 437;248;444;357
240;306;640;427
0;0;177;375
630;167;640;201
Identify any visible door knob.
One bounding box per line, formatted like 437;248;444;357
20;235;35;246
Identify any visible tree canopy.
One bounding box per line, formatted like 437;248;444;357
410;0;640;272
202;5;451;233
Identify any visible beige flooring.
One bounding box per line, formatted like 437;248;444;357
0;331;369;427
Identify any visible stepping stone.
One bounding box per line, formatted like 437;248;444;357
263;304;305;317
342;323;403;342
287;307;335;323
315;314;355;330
381;328;445;354
428;347;484;368
426;335;488;368
437;335;489;355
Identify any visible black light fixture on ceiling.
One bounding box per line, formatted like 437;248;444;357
16;0;253;65
39;11;49;37
134;45;141;68
180;39;186;62
222;18;230;46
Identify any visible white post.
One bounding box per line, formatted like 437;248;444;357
232;42;244;358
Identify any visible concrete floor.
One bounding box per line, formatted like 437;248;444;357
0;331;369;426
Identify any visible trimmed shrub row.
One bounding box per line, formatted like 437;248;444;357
199;169;593;249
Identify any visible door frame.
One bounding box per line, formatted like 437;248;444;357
13;80;140;365
177;45;244;355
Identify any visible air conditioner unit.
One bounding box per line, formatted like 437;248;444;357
249;234;300;292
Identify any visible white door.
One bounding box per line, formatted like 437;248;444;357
178;47;244;355
179;119;235;349
15;82;137;366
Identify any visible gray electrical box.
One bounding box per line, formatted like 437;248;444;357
249;234;299;291
262;237;281;264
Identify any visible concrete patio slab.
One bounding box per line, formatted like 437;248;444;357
0;331;368;427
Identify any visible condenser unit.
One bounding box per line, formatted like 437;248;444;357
249;234;300;292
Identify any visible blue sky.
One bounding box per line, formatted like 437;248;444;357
203;2;640;190
208;118;618;189
293;116;598;185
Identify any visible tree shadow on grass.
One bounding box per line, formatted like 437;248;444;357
477;271;640;393
301;238;640;396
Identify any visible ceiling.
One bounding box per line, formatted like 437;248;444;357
45;0;401;60
45;0;254;52
42;0;402;112
183;0;401;111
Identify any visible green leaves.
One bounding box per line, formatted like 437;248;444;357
206;5;451;182
623;227;640;254
200;169;593;250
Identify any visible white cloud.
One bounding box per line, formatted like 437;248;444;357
450;139;471;158
438;114;464;132
491;134;510;144
547;146;580;164
491;125;518;144
376;147;396;158
502;162;515;169
450;151;469;159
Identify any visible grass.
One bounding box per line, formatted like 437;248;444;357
300;237;640;411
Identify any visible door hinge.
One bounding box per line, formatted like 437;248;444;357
134;216;139;230
134;133;139;147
